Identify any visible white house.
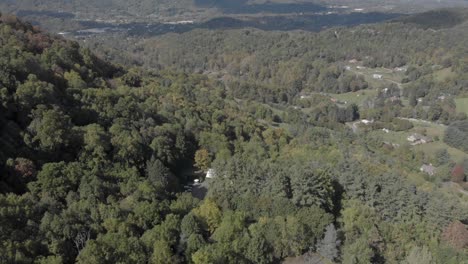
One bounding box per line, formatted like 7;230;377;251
394;66;408;72
361;119;373;125
407;133;432;145
420;164;435;176
373;74;383;79
206;169;216;179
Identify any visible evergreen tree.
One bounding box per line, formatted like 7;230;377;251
146;156;177;192
316;224;340;261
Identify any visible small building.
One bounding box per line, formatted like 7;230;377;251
349;59;358;64
420;164;436;176
373;74;383;79
361;119;373;125
206;169;216;179
394;66;408;72
345;66;351;70
407;134;417;142
407;133;432;145
382;128;390;133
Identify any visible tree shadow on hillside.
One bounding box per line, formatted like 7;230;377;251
194;0;327;14
121;12;402;37
199;12;402;31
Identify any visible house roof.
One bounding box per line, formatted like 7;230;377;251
408;133;432;142
420;164;436;175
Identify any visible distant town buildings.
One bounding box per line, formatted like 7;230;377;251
164;20;194;25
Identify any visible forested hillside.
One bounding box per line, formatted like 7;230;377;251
0;10;468;264
85;9;468;125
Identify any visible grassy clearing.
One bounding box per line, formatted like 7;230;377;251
346;65;405;88
368;119;467;162
432;67;456;82
332;89;378;106
369;129;409;145
455;97;468;115
414;141;468;162
364;118;468;198
409;120;446;138
408;119;465;161
368;120;445;146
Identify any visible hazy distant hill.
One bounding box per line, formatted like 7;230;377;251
398;8;468;29
2;0;468;19
0;9;467;264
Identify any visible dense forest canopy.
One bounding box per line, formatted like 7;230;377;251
0;6;468;264
82;9;468;126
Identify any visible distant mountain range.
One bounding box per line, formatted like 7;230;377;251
2;0;468;34
2;0;468;19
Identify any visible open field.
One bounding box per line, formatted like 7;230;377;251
346;65;405;88
455;97;468;115
414;141;468;162
371;119;467;162
369;129;409;145
332;88;378;106
432;67;457;82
